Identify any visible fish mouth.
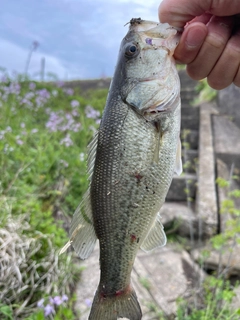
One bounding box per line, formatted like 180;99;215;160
127;18;181;54
128;17;182;34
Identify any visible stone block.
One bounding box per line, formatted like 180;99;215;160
196;103;218;237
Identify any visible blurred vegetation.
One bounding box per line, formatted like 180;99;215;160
0;70;107;319
193;78;218;105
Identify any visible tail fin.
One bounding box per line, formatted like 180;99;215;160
88;285;142;320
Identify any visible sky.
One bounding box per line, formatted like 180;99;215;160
0;0;162;80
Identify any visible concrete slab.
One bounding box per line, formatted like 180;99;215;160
196;102;218;238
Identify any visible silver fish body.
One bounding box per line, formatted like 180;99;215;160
63;18;182;320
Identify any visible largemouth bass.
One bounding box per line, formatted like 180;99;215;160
61;18;182;320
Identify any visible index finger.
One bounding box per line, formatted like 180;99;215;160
159;0;240;27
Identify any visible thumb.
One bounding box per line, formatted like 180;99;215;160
159;0;240;27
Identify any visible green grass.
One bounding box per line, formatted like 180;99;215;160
0;72;107;318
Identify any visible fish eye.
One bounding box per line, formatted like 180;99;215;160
125;44;139;58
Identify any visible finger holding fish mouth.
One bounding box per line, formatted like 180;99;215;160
174;15;238;90
159;0;240;89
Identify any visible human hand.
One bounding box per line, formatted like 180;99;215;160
159;0;240;89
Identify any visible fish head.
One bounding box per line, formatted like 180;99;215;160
113;18;181;120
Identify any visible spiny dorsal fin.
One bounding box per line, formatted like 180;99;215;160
140;213;166;252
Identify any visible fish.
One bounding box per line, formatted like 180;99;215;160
61;18;182;320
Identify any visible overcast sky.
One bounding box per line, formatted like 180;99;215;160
1;0;162;80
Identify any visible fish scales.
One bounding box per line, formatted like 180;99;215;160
62;18;182;320
91;97;180;290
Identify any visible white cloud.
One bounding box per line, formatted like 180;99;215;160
0;0;164;79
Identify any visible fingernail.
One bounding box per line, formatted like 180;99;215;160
185;27;207;48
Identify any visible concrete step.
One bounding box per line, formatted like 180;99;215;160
196;102;218;237
166;173;197;201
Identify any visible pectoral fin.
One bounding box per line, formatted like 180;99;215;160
174;138;182;176
140;213;166;252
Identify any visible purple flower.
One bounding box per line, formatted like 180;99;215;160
53;296;62;306
44;304;54;317
16;139;24;145
37;298;45;308
71;109;79;117
31;128;38;133
64;88;74;96
71;100;80;108
4;82;21;95
20;123;25;128
24;92;35;100
60;133;73;147
21;98;33;107
29;82;36;90
72;123;81;132
46;112;63;132
62;294;68;302
85;105;100;119
37;89;50;99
